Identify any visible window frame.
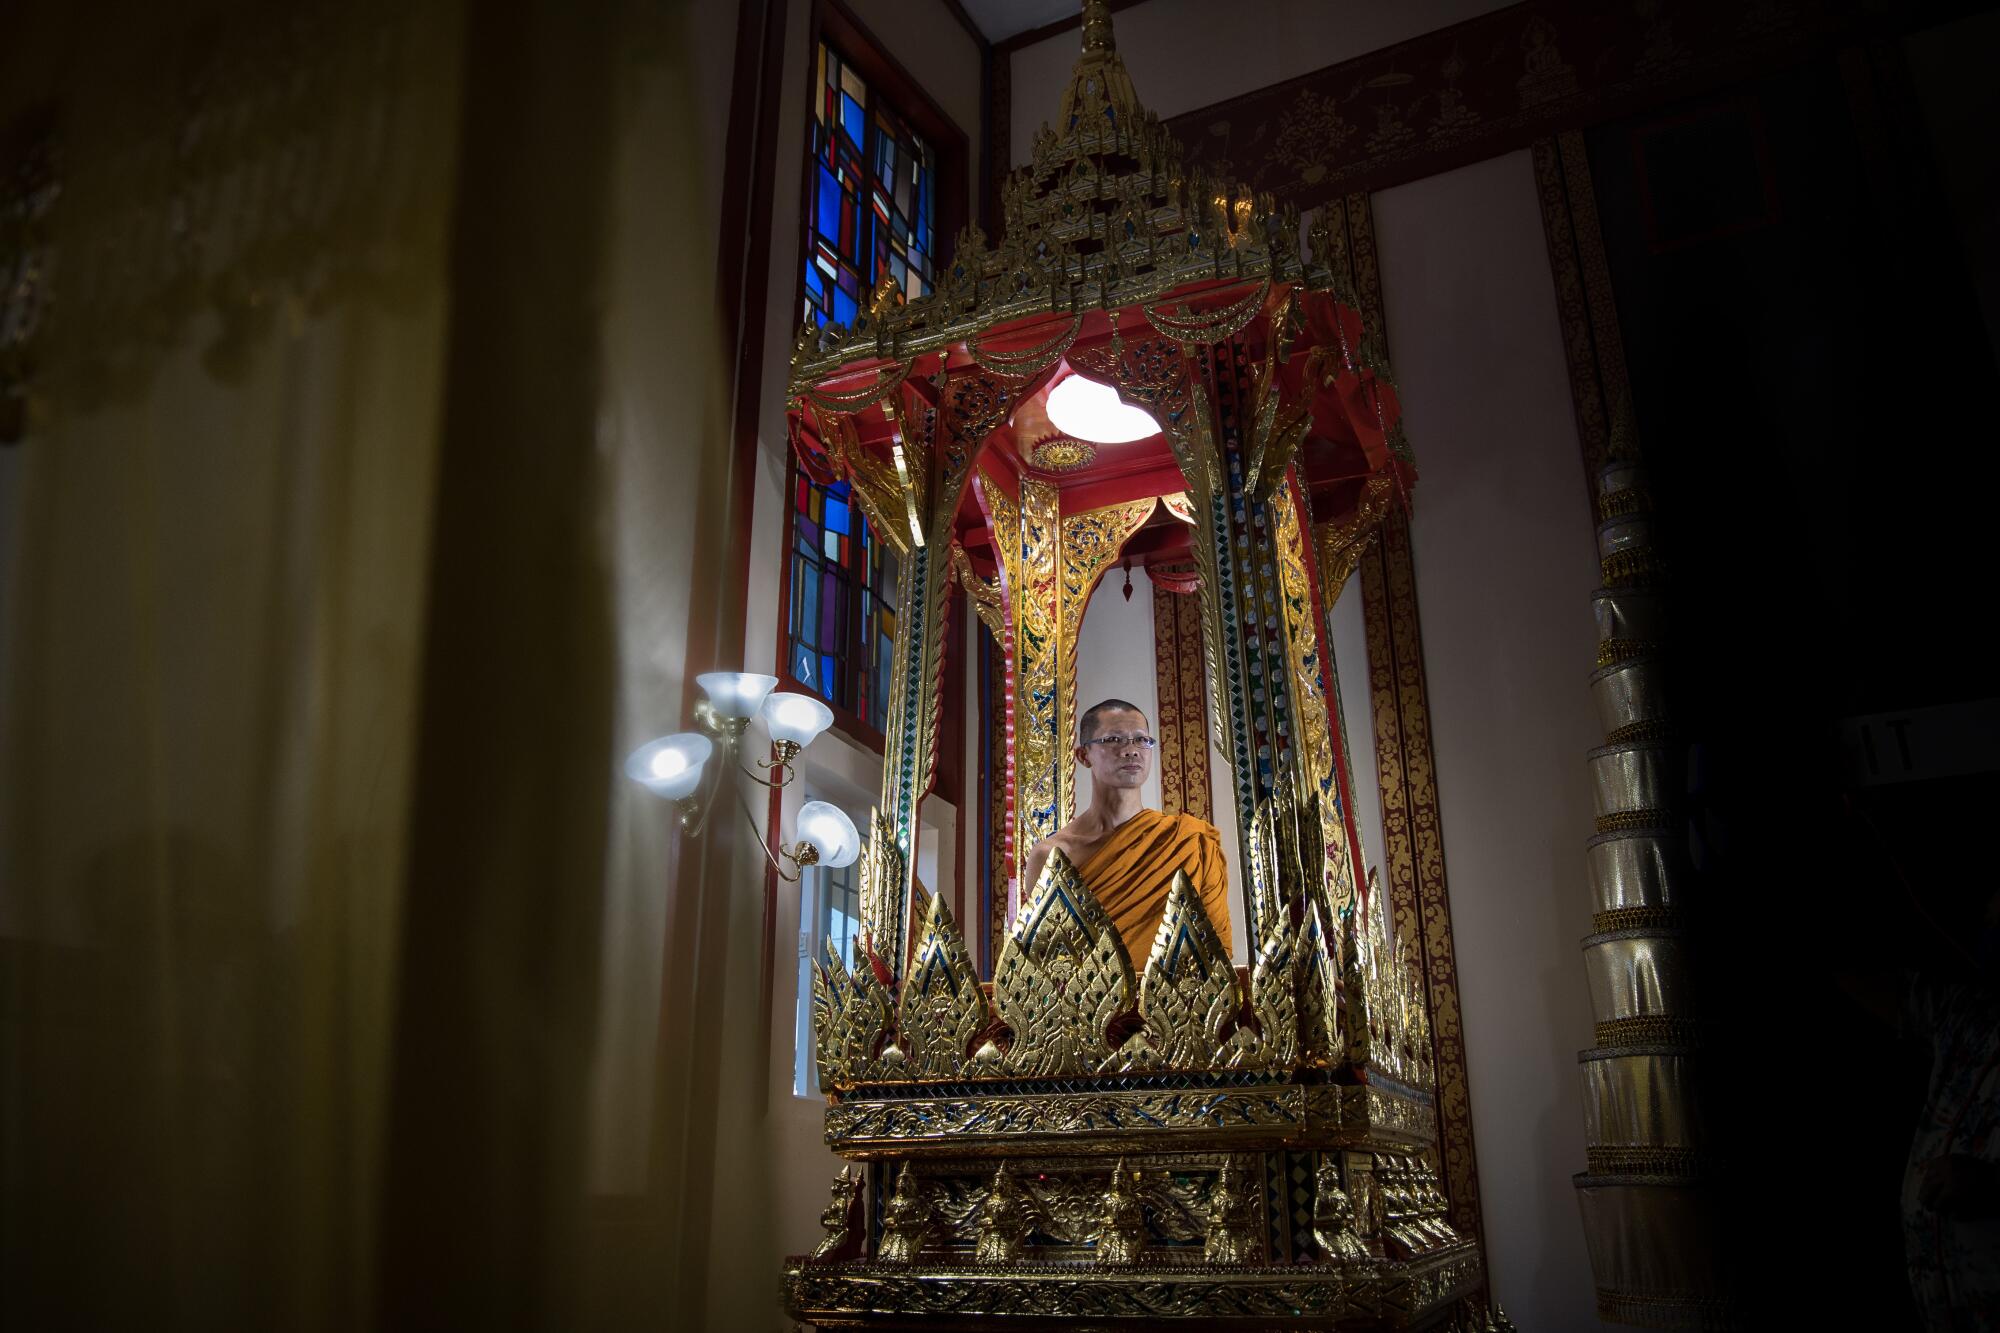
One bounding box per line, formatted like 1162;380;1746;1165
779;0;968;748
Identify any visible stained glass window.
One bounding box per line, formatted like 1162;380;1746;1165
788;472;899;730
804;41;936;329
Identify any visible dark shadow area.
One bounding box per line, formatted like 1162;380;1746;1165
1586;15;2000;1324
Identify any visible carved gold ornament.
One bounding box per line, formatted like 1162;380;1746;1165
993;850;1135;1077
879;1163;936;1265
948;540;1006;639
1135;870;1241;1068
1027;435;1096;472
810;1166;866;1264
899;890;990;1078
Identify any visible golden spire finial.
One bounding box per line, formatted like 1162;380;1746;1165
1080;0;1116;56
1056;0;1144;144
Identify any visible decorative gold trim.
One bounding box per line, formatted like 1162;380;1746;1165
948;541;1006;639
1142;276;1272;347
1590;906;1681;933
1585;1147;1702;1177
1594;809;1670;834
799;358;914;415
826;1084;1304;1151
1274;476;1356;926
817;411;913;557
1358;512;1483;1242
1027;435;1096;471
1593;1016;1700;1048
879;390;931;549
1598;484;1652;519
786;1248;1484;1322
1012;476;1062;884
967;313;1082;377
1314;472;1396;608
1151;569;1212;820
1595;636;1661;667
1602;547;1666;586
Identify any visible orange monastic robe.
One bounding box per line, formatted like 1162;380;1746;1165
1080;808;1234;966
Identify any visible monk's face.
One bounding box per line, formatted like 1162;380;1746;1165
1077;707;1152;791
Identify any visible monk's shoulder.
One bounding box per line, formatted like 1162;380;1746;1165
1167;811;1224;842
1033;819;1095;866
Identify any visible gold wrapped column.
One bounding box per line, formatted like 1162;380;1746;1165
1571;460;1738;1328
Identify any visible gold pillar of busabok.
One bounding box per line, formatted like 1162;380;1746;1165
982;467;1155;896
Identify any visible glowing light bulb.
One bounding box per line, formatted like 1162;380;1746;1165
1045;374;1160;444
626;733;711;800
797;800;861;869
762;691;834;748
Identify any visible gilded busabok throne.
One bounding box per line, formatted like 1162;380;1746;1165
782;6;1507;1327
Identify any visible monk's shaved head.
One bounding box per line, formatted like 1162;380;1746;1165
1080;698;1147;741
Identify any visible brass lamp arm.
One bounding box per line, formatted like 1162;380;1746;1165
731;778;817;883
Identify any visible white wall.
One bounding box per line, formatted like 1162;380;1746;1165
1373;150;1601;1329
1008;0;1511;159
1328;584;1393;960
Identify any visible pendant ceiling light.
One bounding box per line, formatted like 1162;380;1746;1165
1045;373;1160;444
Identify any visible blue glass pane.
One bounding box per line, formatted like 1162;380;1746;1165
823;529;839;561
815;165;840;243
805;264;823;301
821;653;837;695
840;93;863;147
792;641;816;687
831;286;857;326
824;495;849;535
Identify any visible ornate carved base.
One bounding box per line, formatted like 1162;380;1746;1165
787;1247;1482;1328
788;1079;1481;1330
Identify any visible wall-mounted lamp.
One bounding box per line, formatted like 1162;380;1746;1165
627;672;857;881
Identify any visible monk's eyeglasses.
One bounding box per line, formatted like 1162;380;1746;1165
1082;733;1158;750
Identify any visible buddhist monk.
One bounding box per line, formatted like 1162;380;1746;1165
1023;698;1233;964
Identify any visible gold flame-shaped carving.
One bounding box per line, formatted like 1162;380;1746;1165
1340;910;1372;1070
854;810;905;979
1136;869;1241;1068
811;934;894;1090
1295;900;1343;1068
898;890;989;1078
993;849;1135;1076
1230;909;1299;1070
